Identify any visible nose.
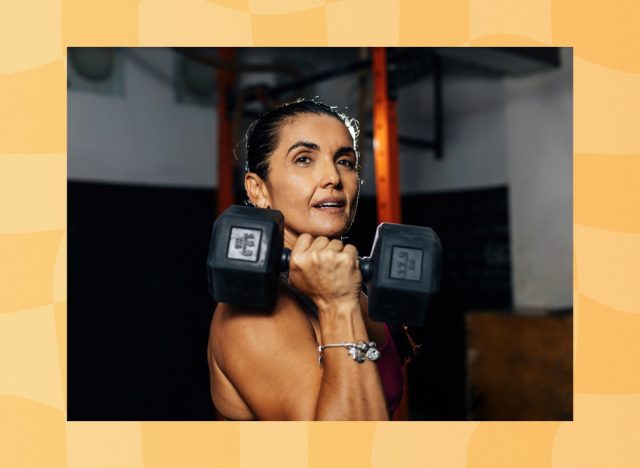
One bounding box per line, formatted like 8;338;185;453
318;157;342;189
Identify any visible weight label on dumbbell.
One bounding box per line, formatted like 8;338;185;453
227;227;262;262
390;247;422;281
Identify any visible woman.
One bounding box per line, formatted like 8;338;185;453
207;99;403;420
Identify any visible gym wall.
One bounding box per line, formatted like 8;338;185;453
504;49;573;309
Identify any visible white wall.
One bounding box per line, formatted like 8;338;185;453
68;48;510;196
505;49;573;310
396;72;508;195
68;48;217;188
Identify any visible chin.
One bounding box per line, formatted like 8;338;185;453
312;221;349;239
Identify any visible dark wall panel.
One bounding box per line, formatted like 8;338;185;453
69;182;511;420
68;182;218;420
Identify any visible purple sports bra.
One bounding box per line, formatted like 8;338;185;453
376;323;404;416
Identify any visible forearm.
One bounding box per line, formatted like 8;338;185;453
314;301;389;421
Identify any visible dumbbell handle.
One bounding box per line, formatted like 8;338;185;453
280;248;373;281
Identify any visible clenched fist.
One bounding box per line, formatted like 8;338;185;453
288;234;361;313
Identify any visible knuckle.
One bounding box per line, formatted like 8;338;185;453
292;235;309;253
314;236;329;247
344;244;358;257
339;252;352;264
297;233;312;245
289;252;302;270
310;250;324;266
329;239;344;249
318;249;332;261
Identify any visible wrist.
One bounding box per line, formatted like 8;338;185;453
317;300;367;344
316;298;360;321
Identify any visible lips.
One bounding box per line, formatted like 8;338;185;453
312;197;346;209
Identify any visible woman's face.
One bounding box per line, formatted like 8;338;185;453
253;113;360;245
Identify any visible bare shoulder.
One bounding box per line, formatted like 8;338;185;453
208;284;321;420
210;285;316;366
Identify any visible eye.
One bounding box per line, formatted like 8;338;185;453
294;154;312;165
337;158;356;169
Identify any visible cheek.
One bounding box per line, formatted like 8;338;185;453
270;172;313;207
343;173;360;200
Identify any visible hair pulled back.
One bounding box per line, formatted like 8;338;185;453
244;98;360;181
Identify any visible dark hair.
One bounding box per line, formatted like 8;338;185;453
244;98;360;180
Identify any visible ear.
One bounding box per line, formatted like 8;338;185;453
245;172;272;209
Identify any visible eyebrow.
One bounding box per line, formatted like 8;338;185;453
286;141;320;155
286;141;356;158
334;146;357;157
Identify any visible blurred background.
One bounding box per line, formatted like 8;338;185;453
68;47;572;421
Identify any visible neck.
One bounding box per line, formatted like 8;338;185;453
283;228;298;250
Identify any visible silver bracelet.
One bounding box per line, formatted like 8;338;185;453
317;340;381;364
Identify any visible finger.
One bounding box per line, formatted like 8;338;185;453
289;234;313;272
341;244;360;269
343;243;359;257
292;233;313;254
309;236;330;252
326;239;344;252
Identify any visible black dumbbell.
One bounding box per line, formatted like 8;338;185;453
207;205;442;326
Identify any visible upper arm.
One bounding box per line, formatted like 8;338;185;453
211;289;323;420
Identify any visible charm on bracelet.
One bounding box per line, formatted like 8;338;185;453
317;340;380;364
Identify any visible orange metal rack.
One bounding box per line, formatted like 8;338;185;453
371;47;402;225
372;47;409;421
216;48;236;215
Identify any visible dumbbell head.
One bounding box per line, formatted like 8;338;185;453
366;223;442;326
207;205;284;308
